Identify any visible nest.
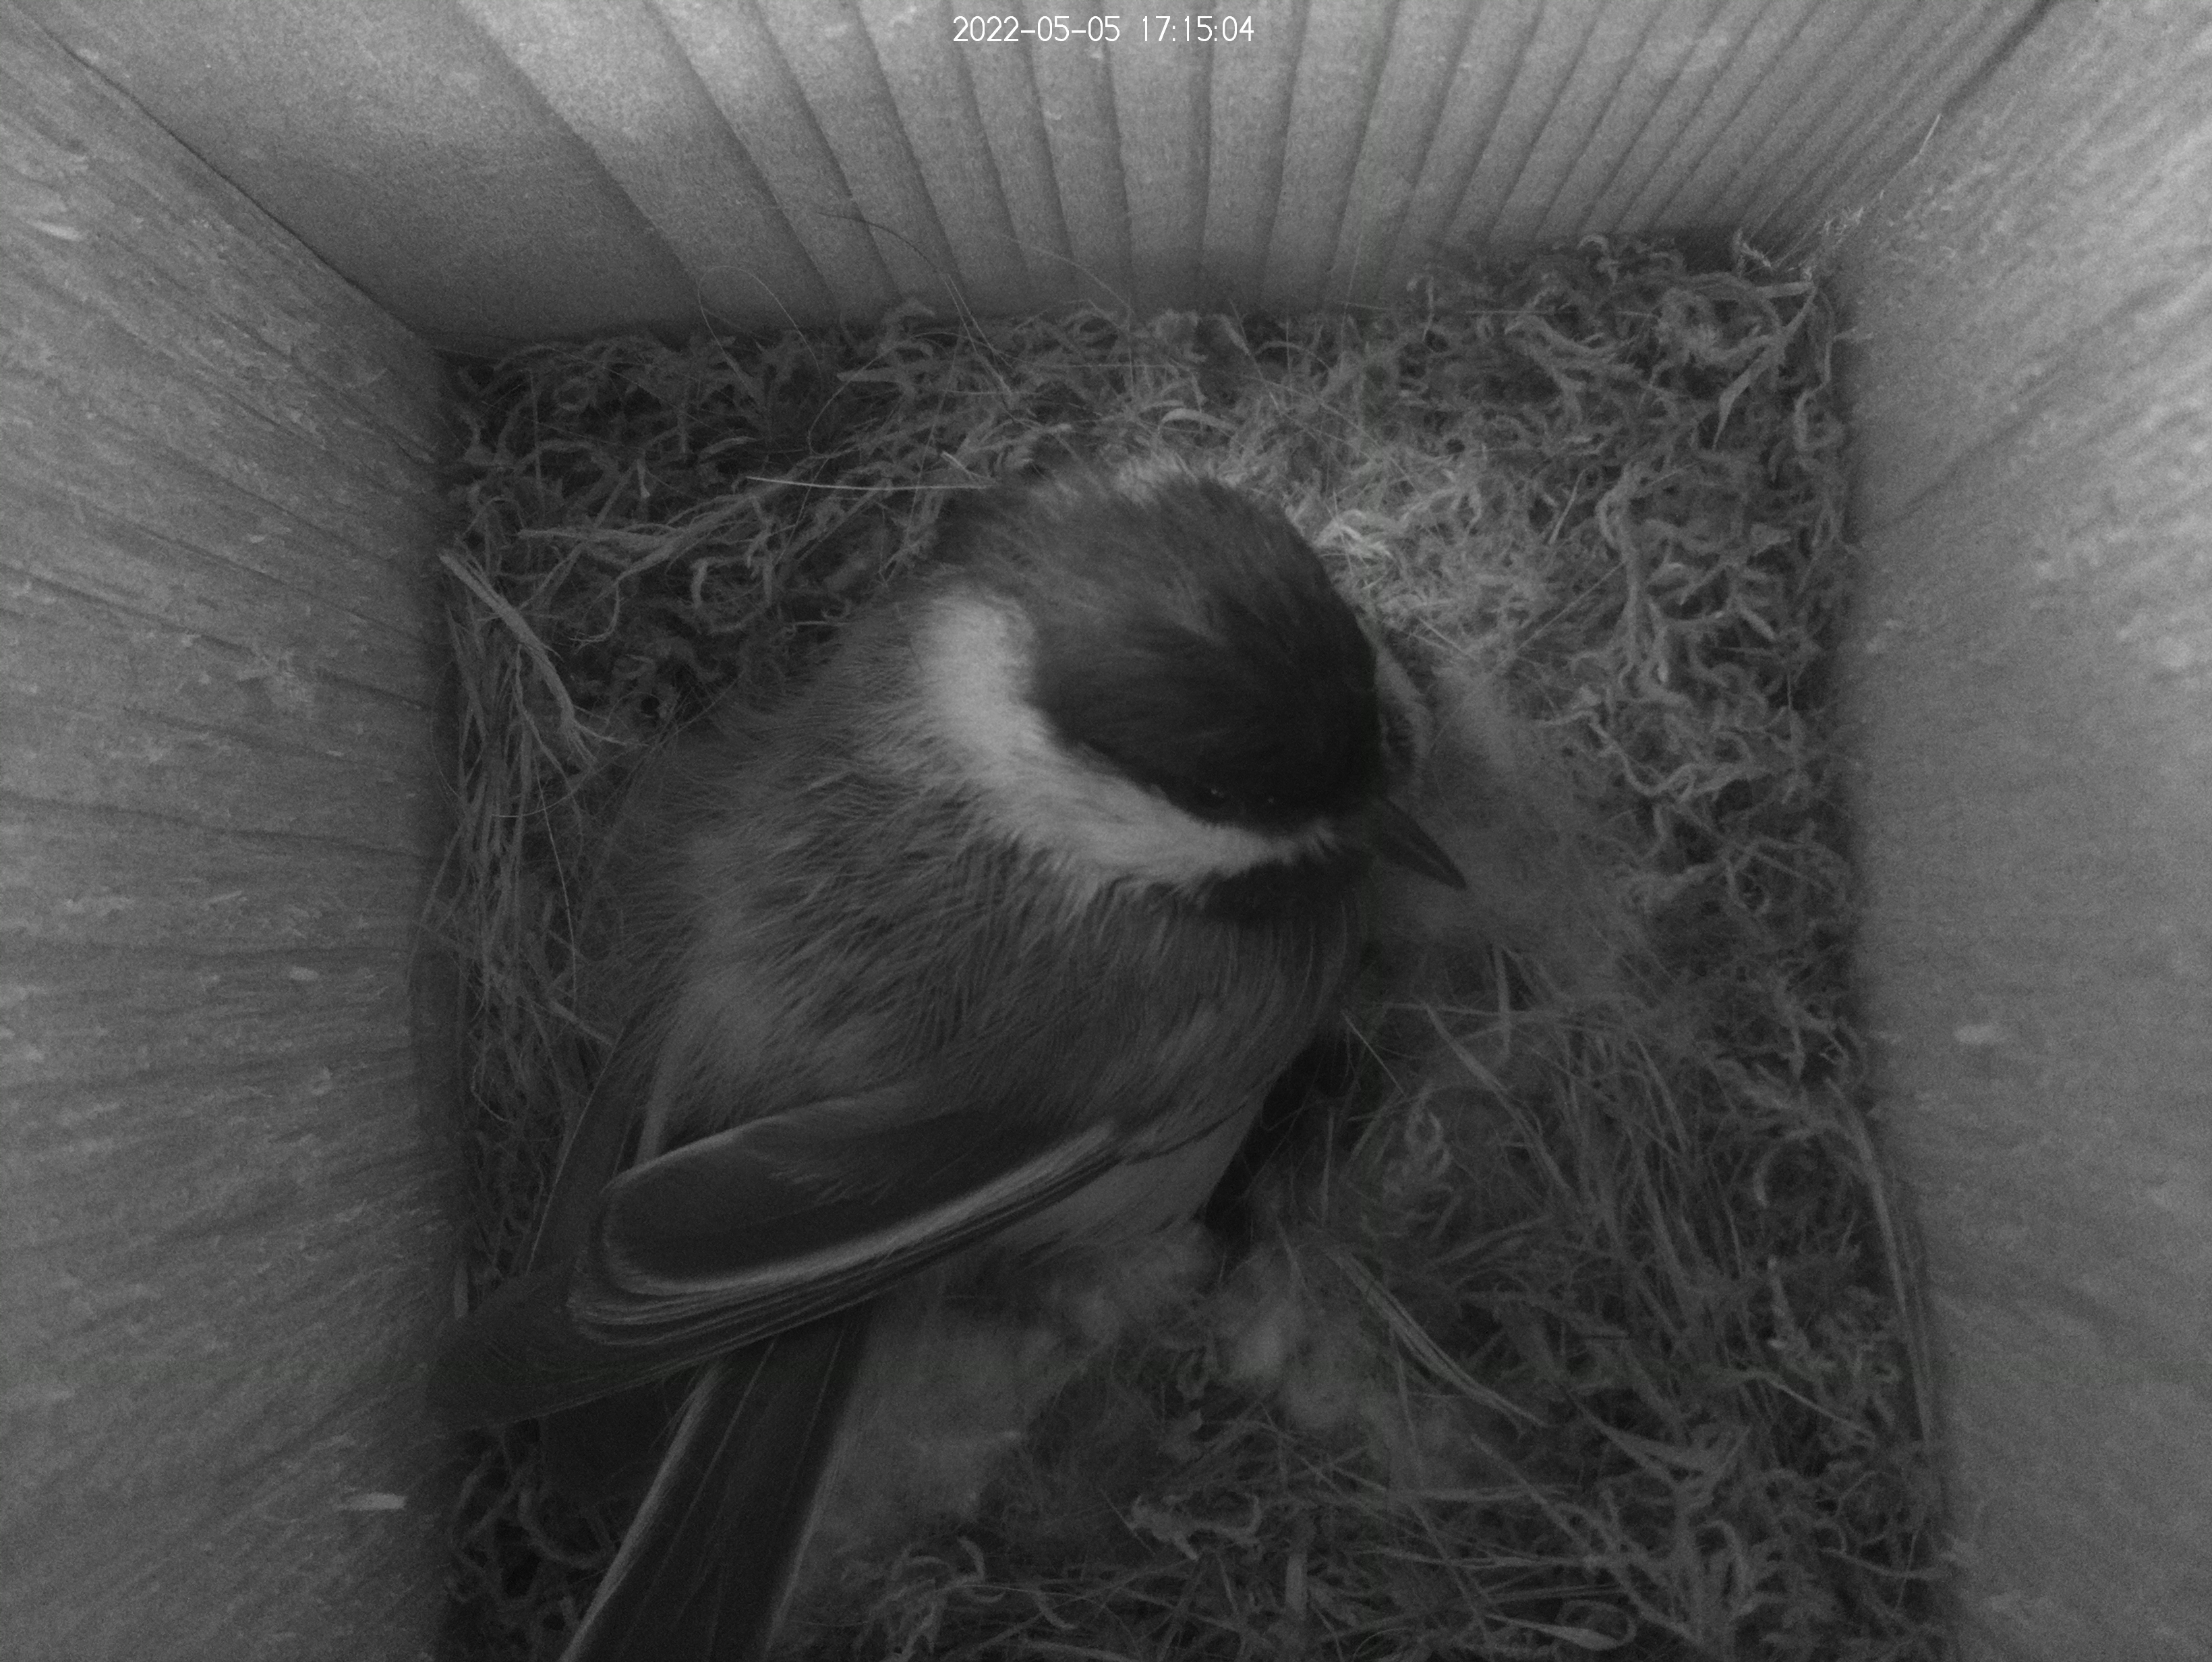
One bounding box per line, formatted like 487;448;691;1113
433;238;1944;1662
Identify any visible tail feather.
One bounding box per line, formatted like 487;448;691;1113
561;1309;871;1662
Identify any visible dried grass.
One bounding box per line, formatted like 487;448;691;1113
432;237;1945;1662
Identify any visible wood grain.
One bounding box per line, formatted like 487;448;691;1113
22;0;2040;344
1835;5;2212;1657
1;8;459;1658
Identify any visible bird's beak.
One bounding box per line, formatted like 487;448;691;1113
1368;799;1467;889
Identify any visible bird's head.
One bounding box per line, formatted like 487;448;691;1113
914;463;1465;898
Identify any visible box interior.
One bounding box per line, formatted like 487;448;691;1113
5;3;2207;1658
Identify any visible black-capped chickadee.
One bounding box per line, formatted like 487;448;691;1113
433;462;1466;1660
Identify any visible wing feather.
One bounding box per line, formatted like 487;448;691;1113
556;1315;868;1662
431;1096;1123;1429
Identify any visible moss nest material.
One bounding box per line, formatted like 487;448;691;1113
434;238;1944;1662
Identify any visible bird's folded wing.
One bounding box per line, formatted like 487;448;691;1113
431;1094;1123;1428
558;1315;868;1662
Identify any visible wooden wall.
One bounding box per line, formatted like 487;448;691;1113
1834;3;2212;1657
0;8;457;1657
24;0;2042;348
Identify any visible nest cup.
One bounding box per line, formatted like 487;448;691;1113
434;242;1937;1661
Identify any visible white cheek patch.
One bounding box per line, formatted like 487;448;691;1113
921;596;1333;888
